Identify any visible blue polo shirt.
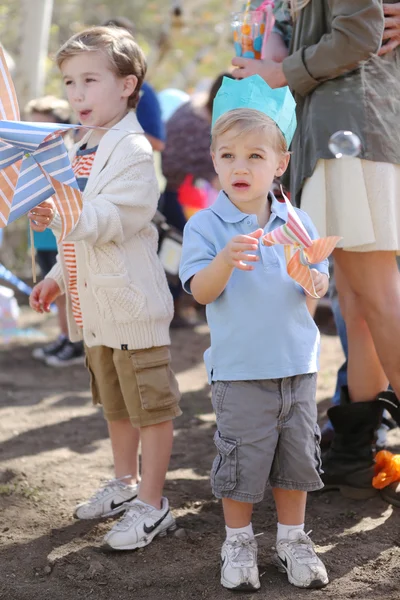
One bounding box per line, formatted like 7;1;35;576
179;191;329;382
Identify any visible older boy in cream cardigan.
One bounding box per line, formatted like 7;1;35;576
29;26;181;551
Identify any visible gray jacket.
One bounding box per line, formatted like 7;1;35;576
282;0;400;206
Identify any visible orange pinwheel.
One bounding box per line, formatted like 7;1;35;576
262;191;341;298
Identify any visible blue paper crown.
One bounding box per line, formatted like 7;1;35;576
212;75;297;147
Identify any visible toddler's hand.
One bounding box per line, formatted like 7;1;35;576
28;199;55;232
29;278;61;313
310;269;329;298
221;229;263;271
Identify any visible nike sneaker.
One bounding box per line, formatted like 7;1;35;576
32;336;68;361
103;497;176;550
274;530;329;588
46;340;85;367
73;477;138;520
220;533;260;591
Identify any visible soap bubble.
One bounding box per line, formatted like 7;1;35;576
328;130;362;158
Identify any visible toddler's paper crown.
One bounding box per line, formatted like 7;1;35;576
212;75;296;147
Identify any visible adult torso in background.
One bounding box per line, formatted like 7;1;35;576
288;0;400;206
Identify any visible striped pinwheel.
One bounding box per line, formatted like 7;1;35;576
0;46;82;241
262;190;341;298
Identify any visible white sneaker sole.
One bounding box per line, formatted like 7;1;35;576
273;554;329;588
221;578;260;592
32;349;46;361
46;355;85;368
103;520;177;551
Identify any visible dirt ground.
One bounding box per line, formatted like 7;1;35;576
0;304;399;600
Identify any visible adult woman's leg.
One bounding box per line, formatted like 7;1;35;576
322;249;400;503
334;249;400;399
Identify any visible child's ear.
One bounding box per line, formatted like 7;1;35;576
122;75;138;99
211;150;219;175
275;152;290;177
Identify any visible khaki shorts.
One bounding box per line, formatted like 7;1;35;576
85;345;181;427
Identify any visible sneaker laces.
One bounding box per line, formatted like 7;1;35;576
112;501;150;531
286;530;317;564
56;341;83;360
43;336;66;354
228;533;259;567
86;475;133;503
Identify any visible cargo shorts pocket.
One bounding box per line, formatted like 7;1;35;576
129;346;180;412
314;424;323;474
211;431;238;492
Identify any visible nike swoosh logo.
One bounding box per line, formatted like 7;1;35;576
110;495;137;511
279;556;288;569
143;509;170;534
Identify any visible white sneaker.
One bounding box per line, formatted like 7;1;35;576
103;497;176;551
274;530;329;588
73;478;138;520
220;533;260;591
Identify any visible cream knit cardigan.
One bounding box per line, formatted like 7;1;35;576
46;111;173;350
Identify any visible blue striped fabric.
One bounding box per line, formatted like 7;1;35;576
0;47;83;238
0;121;81;224
0;121;68;151
0;141;23;169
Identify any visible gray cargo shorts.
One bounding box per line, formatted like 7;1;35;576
210;374;323;503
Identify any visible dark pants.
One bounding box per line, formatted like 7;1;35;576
159;189;187;300
36;250;58;277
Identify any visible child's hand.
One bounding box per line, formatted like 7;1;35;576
28;200;55;232
310;270;329;298
29;278;61;313
221;229;263;271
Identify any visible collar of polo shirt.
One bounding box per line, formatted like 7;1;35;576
210;190;288;225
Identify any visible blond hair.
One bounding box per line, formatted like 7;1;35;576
56;26;146;109
211;109;288;155
24;95;73;124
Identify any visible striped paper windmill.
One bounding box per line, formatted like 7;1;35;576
262;191;341;298
0;46;82;241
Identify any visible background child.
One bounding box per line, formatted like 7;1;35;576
24;95;85;367
179;76;329;591
28;26;181;551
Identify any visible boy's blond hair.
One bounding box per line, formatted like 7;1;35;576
24;95;73;124
56;26;146;109
211;108;288;155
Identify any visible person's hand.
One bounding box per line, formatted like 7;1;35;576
221;229;263;271
262;32;290;63
28;199;55;232
309;269;329;298
379;3;400;56
29;278;61;313
231;57;287;88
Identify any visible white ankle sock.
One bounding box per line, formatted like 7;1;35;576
226;523;254;540
277;522;304;543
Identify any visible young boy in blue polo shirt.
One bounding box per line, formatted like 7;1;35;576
179;76;330;592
